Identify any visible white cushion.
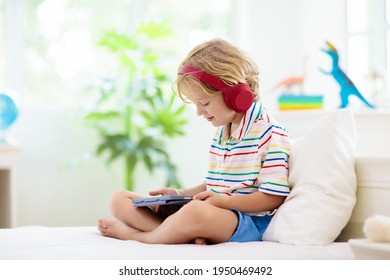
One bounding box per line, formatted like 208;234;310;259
263;109;357;245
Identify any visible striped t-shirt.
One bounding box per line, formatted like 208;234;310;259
205;102;290;216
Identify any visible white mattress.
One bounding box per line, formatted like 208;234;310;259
0;226;355;260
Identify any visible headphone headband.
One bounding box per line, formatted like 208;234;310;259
178;64;229;92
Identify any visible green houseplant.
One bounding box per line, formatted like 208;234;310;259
83;21;187;191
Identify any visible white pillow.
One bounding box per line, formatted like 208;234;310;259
263;109;357;245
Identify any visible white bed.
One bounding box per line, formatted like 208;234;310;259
0;226;355;260
1;110;389;260
0;155;386;260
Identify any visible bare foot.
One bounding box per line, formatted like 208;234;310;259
193;237;207;245
98;218;140;240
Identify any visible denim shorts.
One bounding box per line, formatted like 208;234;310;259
228;209;272;242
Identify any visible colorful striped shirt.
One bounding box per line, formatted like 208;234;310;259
205;102;290;216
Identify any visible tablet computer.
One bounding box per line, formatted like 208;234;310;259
132;195;193;207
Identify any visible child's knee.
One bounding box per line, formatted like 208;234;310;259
110;190;134;215
110;190;127;203
178;200;213;226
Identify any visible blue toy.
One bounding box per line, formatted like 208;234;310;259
320;41;375;108
0;92;19;141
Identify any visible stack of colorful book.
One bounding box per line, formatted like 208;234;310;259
278;94;324;110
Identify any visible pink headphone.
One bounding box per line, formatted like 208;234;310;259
178;64;254;113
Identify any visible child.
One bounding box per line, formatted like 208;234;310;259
98;38;290;244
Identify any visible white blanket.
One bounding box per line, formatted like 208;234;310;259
0;226;355;260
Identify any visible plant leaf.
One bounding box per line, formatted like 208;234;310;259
136;21;172;39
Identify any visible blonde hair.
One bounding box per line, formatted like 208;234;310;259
176;38;260;102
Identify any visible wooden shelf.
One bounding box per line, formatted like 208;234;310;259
0;143;19;228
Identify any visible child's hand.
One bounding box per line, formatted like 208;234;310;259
193;191;229;209
193;190;214;200
149;188;181;197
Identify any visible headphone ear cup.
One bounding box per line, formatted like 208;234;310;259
223;84;254;113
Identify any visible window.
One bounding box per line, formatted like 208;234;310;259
0;0;4;89
2;0;236;106
346;0;388;103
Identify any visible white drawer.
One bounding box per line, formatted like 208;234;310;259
356;155;390;190
337;155;390;241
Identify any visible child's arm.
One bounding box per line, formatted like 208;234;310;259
177;183;207;196
194;190;286;213
149;183;207;197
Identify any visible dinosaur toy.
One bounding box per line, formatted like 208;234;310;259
270;56;308;94
320;41;375;108
271;75;305;93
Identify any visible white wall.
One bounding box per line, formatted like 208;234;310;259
248;0;347;111
10;102;122;226
9;0;351;227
